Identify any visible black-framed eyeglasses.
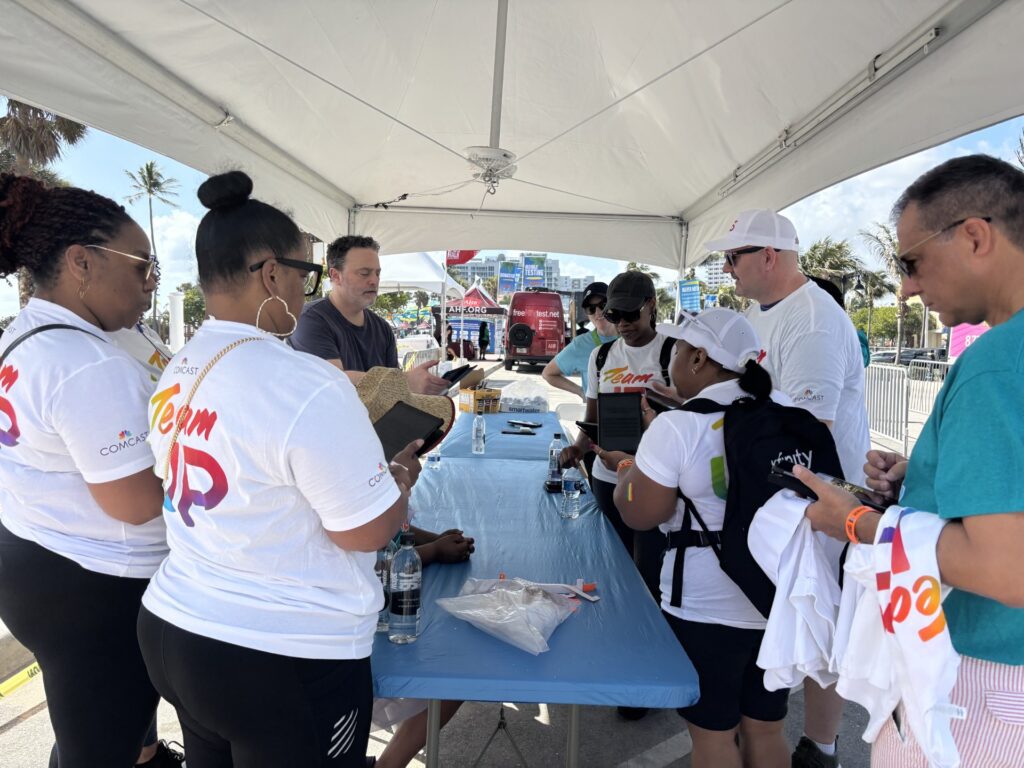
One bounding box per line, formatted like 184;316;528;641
249;257;324;296
85;244;158;282
723;246;765;268
893;216;992;278
584;300;607;315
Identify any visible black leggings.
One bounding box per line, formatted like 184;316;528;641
0;522;160;768
591;477;664;601
138;607;373;768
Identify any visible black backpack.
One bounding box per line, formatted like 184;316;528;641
665;395;843;618
594;337;674;386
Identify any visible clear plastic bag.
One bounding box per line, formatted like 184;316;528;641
498;378;549;413
436;578;575;655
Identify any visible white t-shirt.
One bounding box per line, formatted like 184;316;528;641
635;380;791;629
586;333;674;483
746;280;870;483
0;299;168;577
143;319;401;660
109;322;172;384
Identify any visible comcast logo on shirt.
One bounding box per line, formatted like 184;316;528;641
172;356;200;375
369;462;389;487
100;428;150;456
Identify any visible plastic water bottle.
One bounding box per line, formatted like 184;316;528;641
548;432;563;482
375;538;398;632
425;446;442;469
560;467;582;519
471;411;486;455
388;529;422;644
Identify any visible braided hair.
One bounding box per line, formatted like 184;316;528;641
0;174;133;289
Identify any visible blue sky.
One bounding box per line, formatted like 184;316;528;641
4;113;1023;317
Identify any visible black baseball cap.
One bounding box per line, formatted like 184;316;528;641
606;271;655;312
579;281;608;307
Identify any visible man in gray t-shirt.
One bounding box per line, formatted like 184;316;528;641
291;235;448;395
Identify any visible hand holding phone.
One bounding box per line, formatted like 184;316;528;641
768;466;890;512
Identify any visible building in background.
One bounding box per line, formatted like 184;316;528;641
448;253;592;294
699;255;733;291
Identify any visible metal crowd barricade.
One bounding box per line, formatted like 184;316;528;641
865;363;909;454
907;359;952;415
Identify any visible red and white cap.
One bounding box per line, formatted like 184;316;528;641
704;209;800;253
657;308;761;374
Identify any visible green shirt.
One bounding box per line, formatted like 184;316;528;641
901;307;1024;664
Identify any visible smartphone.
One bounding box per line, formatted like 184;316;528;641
644;390;680;413
442;364;477;384
575;420;598;441
768;467;890;512
507;419;542;428
501;428;536;435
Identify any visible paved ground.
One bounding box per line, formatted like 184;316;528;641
0;360;875;767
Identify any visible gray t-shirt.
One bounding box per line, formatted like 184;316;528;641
291;297;398;372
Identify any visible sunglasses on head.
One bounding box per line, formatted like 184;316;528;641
583;300;606;314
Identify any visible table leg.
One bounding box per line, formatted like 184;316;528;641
565;703;580;768
425;698;441;768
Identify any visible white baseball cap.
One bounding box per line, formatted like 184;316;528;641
657;308;761;374
704;209;800;253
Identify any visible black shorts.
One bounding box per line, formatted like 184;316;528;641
665;613;788;731
138;607;373;768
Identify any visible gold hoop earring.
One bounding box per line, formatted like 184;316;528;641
255;295;298;338
78;279;90;300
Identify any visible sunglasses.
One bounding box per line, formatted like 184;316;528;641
893;216;991;278
249;257;325;297
583;301;606;315
603;302;650;324
86;244;159;282
723;246;765;268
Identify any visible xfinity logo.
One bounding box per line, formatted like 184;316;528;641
100;429;150;456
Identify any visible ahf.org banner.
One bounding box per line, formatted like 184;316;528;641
523;255;546;288
678;279;701;314
498;261;520;296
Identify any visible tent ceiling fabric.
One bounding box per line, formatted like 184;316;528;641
2;0;1022;269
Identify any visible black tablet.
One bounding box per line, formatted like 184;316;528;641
373;401;445;462
644;389;681;413
597;392;643;453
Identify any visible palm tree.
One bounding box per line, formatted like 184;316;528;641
625;261;660;284
716;284;751;312
125;161;179;322
799;237;866;284
860;222;906;355
0;99;88;306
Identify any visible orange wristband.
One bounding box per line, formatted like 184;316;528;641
845;505;873;544
617;459;634;471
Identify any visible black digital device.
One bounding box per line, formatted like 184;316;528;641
644;389;681;413
507;419;542;428
597;392;643;453
442;364;477;384
501;428;536;435
575;420;598;441
373;401;445;462
767;466;890;513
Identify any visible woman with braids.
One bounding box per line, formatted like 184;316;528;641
610;309;792;768
138;171;417;767
0;174;182;767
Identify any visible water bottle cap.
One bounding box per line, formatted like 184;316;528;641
554;433;562;439
399;530;415;545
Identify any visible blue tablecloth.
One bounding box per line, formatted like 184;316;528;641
372;455;699;708
438;411;564;461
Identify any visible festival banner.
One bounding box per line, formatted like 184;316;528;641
678;279;701;314
498;261;520;296
445;249;478;266
523;255;546;288
948;322;988;359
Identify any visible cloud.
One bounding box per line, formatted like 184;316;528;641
152;209;201;308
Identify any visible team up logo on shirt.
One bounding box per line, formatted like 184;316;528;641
150;383;228;528
601;367;655;392
99;428;150;456
876;510;945;642
0;363;20;448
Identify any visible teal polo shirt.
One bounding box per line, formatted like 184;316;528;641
553;330;618;394
901;308;1024;664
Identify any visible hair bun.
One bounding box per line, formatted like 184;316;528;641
197;171;253;211
0;174;48;251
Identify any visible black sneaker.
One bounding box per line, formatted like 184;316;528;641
791;736;839;768
137;740;185;767
616;706;649;721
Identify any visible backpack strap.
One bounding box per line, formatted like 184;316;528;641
593;339;616;378
659;336;674;385
664;490;724;608
679;397;725;415
0;323;104;367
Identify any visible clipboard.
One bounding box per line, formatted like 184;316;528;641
597;392;643;453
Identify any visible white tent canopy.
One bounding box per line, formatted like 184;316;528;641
378;252;465;298
2;0;1022;270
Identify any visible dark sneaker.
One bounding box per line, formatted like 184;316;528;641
616;706;649;721
791;736;839;768
137;740;185;767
